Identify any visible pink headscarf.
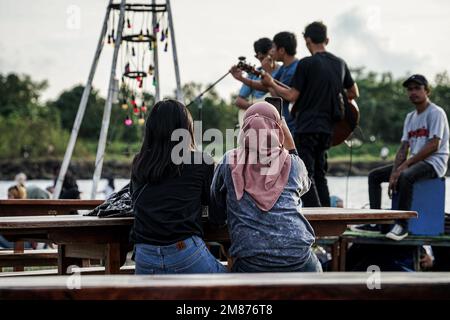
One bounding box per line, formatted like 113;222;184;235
229;101;291;212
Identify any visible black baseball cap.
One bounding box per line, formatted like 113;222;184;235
402;74;429;87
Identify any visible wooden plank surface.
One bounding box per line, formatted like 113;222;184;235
0;272;448;300
0;199;103;216
0;208;416;230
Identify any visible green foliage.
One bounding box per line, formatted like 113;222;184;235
353;69;450;143
181;82;239;133
0;73;48;118
0;70;449;161
0;113;68;159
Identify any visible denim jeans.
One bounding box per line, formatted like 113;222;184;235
134;235;228;274
231;251;323;273
368;161;437;228
0;235;33;249
295;133;332;207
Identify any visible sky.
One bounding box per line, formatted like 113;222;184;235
1;0;449;104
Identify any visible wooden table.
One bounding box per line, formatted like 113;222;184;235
0;207;417;274
0;199;104;216
0;272;448;300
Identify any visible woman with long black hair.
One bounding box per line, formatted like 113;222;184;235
130;99;226;274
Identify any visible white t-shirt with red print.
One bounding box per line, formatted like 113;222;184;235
401;102;449;177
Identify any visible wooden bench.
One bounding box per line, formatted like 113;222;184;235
339;230;450;271
0;272;448;300
0;265;136;277
0;199;102;272
0;249;58;268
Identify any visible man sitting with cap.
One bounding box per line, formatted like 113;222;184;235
353;74;449;240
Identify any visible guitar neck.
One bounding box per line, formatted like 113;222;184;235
237;61;291;90
252;70;291;90
273;78;290;89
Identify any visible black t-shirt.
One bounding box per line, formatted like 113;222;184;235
130;151;214;246
291;51;354;134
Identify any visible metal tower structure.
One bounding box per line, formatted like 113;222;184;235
53;0;183;199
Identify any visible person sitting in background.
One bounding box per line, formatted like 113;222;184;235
7;185;26;200
210;101;321;273
130;99;226;274
59;172;81;199
355;74;449;240
14;172;27;188
26;185;51;199
0;185;32;249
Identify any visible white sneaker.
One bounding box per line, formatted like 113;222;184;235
386;224;408;241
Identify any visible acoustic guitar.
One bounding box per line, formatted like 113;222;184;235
236;57;360;146
331;98;360;146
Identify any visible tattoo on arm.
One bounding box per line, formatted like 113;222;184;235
393;142;409;172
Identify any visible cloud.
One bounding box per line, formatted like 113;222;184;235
330;7;431;77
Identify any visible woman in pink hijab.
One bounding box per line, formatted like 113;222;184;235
210;101;322;272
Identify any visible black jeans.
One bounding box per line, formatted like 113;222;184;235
295;133;331;207
368;161;437;228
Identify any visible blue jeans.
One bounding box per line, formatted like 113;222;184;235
0;235;33;249
231;251;323;273
134;235;228;274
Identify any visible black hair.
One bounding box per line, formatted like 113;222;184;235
273;32;297;56
253;37;273;55
131;99;195;185
303;21;328;44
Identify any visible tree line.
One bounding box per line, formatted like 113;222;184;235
0;70;449;160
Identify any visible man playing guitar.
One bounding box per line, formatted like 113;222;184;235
230;32;299;131
261;21;359;207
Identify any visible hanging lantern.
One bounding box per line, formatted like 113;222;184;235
165;28;169;39
127;18;131;29
107;35;112;44
125;63;130;73
153;76;157;87
112;28;115;38
154;22;160;33
124;116;133;126
146;28;150;36
133;106;140;115
148;64;154;75
164;42;168;52
138;116;145;126
148;41;153;51
131;94;137;106
141;102;147;113
121;99;128;110
131;47;136;57
138;80;143;89
160;31;165;42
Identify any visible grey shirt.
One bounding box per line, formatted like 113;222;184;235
401;102;449;177
209;151;315;267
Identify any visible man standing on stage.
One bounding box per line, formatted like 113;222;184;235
262;21;359;207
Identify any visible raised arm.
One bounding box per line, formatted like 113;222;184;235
230;65;268;92
261;72;299;102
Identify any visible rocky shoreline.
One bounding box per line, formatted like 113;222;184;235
0;158;398;180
